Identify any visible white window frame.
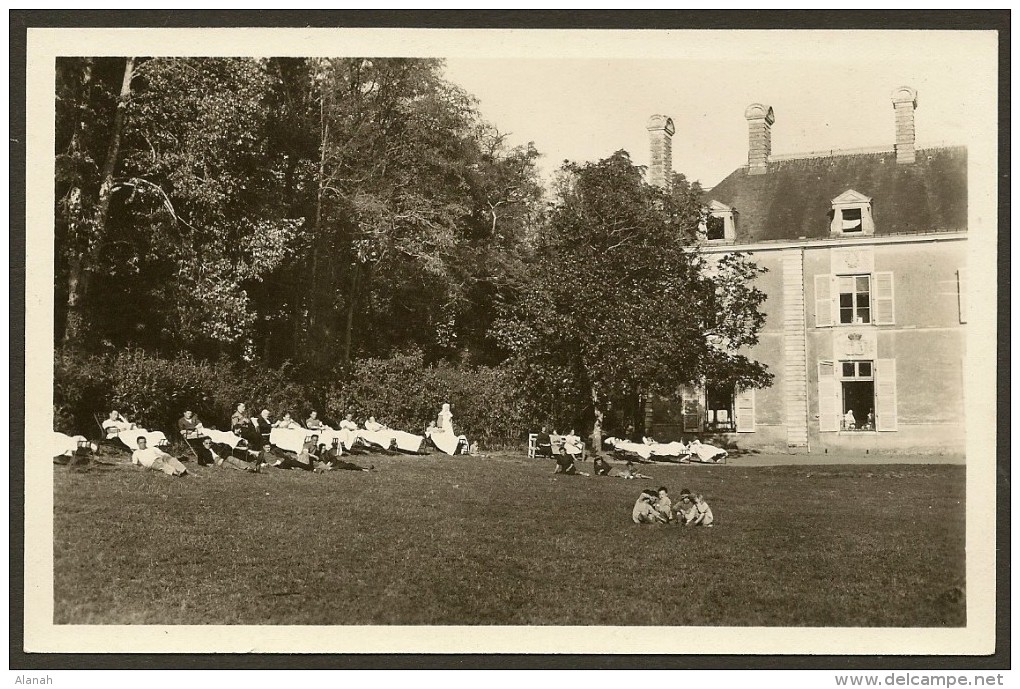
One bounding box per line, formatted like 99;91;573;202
702;200;737;243
836;274;873;326
830;189;875;237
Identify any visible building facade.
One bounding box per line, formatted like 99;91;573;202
647;87;968;453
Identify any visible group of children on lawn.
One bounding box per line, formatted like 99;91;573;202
633;487;714;527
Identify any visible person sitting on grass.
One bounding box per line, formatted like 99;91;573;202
131;437;188;477
553;447;589;476
592;452;612;476
255;442;276;470
677;489;714;527
632;489;667;525
617;461;652;480
654;486;674;523
197;437;260;473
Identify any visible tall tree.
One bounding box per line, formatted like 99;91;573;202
55;57;136;345
491;151;771;448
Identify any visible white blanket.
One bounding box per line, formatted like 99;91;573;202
198;428;246;447
428;429;467;455
269;426;350;454
269;427;316;453
604;437;653;460
109;428;168;451
648;441;690;457
359;426;427;453
53;432;89;457
688;440;727;463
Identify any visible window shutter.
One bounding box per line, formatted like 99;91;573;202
958;269;967;324
814;274;833;327
873;272;895;325
817;361;839;432
875;359;898;431
734;387;755;433
680;385;703;433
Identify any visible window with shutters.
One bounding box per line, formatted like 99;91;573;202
837;274;871;324
705;382;735;432
839;360;875;431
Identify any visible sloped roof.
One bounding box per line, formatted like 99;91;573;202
706;146;967;243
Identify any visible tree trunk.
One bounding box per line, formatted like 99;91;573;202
590;386;604;454
63;56;134;345
341;261;359;365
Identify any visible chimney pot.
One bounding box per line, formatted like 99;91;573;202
891;86;918;164
744;104;775;175
646;115;675;188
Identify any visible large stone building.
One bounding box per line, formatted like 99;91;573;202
647;87;968;453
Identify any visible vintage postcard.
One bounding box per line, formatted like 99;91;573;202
21;23;1000;657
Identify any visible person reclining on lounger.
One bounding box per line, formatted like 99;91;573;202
273;412;301;430
686;439;727;463
102;410;135;436
131;437;188;477
178;410;203;438
230;403;249;433
196;437;259;473
305;410;330;431
52;432;97;461
102;410;168;450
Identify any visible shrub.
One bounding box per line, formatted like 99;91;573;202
54;347;566;449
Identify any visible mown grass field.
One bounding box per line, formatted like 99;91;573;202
53;451;966;627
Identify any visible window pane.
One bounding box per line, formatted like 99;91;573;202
839;276;854;292
857;293;870;308
840;308;854;324
858;307;870;323
858;362;873;377
842;362;855;377
839;293;853;307
857;276;870;293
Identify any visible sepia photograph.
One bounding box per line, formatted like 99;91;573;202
18;18;1002;659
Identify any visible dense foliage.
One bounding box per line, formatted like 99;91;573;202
53;56;771;443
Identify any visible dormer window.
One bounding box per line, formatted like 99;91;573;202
703;200;737;242
706;216;726;240
830;190;874;237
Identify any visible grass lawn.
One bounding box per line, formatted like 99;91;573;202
53;450;966;627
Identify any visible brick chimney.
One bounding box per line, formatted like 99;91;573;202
891;86;918;164
646;115;675;188
744;104;775;175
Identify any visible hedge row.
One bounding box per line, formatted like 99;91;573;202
54;349;554;448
